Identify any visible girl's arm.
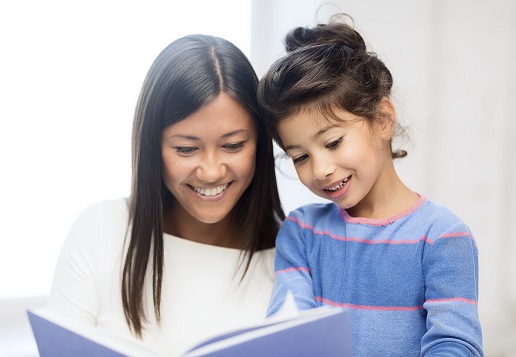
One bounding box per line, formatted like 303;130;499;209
266;214;317;317
422;223;483;356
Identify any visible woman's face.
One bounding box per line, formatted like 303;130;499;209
161;93;257;225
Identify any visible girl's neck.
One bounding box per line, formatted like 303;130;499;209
163;204;242;249
346;160;419;220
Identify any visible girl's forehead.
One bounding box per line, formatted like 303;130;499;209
282;106;361;127
279;112;339;141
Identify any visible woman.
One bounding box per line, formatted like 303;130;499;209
47;34;285;356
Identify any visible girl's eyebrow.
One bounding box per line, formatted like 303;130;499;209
284;125;335;151
167;129;249;141
314;125;335;138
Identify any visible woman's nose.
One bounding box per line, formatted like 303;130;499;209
196;151;227;182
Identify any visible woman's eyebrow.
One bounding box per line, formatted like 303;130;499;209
166;129;249;141
168;134;199;140
221;129;249;138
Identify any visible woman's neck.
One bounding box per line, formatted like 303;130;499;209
163;204;242;249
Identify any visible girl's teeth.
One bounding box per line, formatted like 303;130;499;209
194;184;228;197
326;178;348;192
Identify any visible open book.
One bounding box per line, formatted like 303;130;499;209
28;297;351;357
182;304;351;356
27;309;155;357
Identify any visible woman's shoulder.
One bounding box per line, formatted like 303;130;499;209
73;197;129;225
64;197;130;248
77;197;129;216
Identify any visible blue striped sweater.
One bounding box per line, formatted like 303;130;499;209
267;196;483;356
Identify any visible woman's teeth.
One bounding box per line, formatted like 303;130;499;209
326;178;349;192
194;184;228;197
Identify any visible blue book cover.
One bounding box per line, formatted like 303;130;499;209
28;303;352;357
27;309;154;357
183;306;352;357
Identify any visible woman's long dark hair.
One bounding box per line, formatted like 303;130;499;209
122;34;285;337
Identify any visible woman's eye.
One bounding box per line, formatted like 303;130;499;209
292;154;308;165
175;146;198;155
325;137;343;150
223;142;245;151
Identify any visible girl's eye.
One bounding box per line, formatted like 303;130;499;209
175;146;198;155
223;142;245;152
325;137;343;150
292;154;308;165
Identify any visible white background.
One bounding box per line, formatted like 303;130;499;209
1;0;515;355
0;0;251;299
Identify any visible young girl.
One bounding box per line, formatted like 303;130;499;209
47;34;284;356
257;16;483;356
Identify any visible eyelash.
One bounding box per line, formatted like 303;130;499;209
223;142;245;151
292;154;308;165
290;137;343;166
174;142;245;155
325;137;343;149
175;146;197;154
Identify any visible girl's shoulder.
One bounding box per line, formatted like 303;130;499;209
418;198;468;227
410;197;474;240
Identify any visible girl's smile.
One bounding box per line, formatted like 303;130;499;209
322;176;351;199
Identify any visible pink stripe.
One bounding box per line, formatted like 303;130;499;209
315;296;423;311
275;267;310;275
420;236;435;244
437;231;477;247
426;297;478;305
439;231;475;241
288;216;430;245
315;296;478;310
339;194;426;226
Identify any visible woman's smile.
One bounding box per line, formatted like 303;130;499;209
188;182;233;200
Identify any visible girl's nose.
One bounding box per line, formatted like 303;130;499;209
311;155;335;181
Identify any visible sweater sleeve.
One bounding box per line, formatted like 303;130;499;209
266;213;317;317
47;204;102;325
421;223;483;356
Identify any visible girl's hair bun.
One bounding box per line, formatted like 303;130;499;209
285;19;367;58
285;27;317;52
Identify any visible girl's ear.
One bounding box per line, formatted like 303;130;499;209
376;97;396;140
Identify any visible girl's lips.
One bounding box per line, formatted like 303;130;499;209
323;176;351;192
323;176;350;192
323;176;351;200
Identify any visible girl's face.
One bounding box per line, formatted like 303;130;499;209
277;106;393;215
161;93;257;226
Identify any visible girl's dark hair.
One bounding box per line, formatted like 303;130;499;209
258;14;407;159
123;34;285;337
